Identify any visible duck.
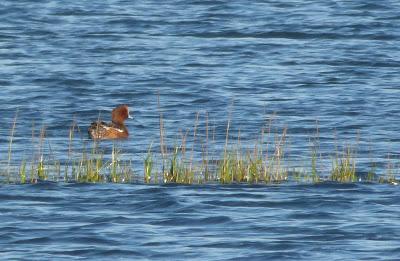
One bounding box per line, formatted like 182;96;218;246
88;105;132;140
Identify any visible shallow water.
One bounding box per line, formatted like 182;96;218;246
1;0;400;259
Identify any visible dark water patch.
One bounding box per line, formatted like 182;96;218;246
132;198;180;211
188;0;230;6
12;236;52;244
32;77;60;84
300;181;359;189
378;14;400;21
179;30;398;40
86;215;137;225
80;33;125;41
0;34;19;40
105;17;159;26
0;194;64;202
60;78;95;87
306;60;400;68
22;29;59;38
95;249;145;257
358;3;391;10
60;235;119;245
201;199;302;208
129;186;168;194
49;248;145;258
184;62;224;68
25;180;62;189
287;211;338;220
46;248;97;256
0;80;12;86
51;9;108;17
184;191;266;199
151;215;231;226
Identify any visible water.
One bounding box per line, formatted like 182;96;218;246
1;0;400;259
1;183;399;260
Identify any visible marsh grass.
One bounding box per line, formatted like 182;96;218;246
1;117;135;184
1;108;399;185
19;160;26;183
330;145;357;182
379;153;399;185
144;143;154;183
309;123;321;183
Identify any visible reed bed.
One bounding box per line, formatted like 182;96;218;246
0;110;399;186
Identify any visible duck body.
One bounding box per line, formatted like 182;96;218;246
88;121;129;140
88;105;132;140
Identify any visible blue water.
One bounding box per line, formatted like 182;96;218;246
1;183;400;260
0;184;400;260
1;0;400;259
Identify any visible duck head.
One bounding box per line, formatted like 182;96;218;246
111;105;132;125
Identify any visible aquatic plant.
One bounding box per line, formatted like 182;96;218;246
310;124;321;183
330;145;357;182
0;108;399;186
144;143;154;184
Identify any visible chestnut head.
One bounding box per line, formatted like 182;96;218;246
111;105;132;125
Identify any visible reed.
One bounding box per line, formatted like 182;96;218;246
39;126;47;179
144;143;154;183
310;123;321;183
366;142;377;182
380;153;398;185
330;145;357;182
157;93;167;180
19;160;26;183
1;106;399;185
201;112;210;182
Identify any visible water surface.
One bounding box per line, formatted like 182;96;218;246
1;183;399;260
1;0;400;259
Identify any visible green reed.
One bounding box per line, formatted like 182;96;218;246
19;160;26;184
330;148;356;182
0;108;399;185
144;143;154;183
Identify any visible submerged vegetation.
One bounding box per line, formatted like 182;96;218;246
0;108;399;186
